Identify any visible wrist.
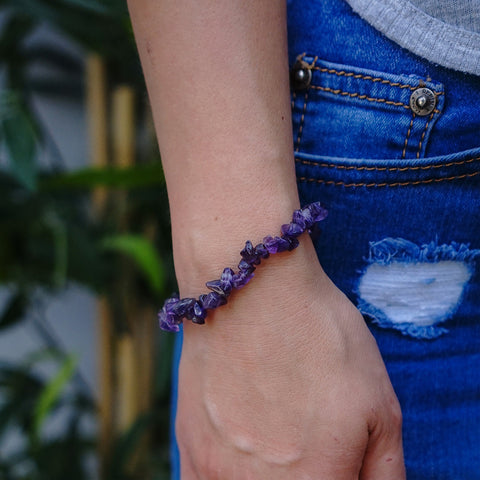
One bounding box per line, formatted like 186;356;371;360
171;198;303;294
160;202;328;331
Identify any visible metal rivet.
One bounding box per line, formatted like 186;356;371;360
416;95;427;108
291;61;312;90
295;69;306;81
409;87;436;116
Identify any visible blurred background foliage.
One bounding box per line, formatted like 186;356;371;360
0;0;175;478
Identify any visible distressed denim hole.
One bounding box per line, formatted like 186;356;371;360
357;238;480;339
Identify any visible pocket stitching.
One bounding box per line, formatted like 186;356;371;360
295;155;480;172
297;169;480;188
310;84;444;114
312;66;418;90
402;113;415;159
416;111;435;159
294;55;319;152
294;89;309;152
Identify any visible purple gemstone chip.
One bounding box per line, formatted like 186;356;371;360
191;301;206;324
254;243;270;259
281;222;304;238
232;270;254;288
300;202;328;228
291;209;307;230
158;296;182;332
201;291;228;309
238;259;256;274
284;235;300;250
309;202;328;222
206;279;227;295
158;310;180;333
171;297;196;317
220;267;234;294
263;235;291;254
240;240;261;265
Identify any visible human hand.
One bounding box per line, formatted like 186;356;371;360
175;241;405;479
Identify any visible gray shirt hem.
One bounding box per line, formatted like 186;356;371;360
346;0;480;76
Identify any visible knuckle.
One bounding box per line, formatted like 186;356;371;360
368;392;404;439
179;443;222;480
176;426;224;480
196;455;221;480
389;397;403;431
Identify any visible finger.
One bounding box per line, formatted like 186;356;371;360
359;409;406;480
360;446;405;480
179;445;201;480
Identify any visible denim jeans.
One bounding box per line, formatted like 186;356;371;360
171;1;480;478
289;0;480;478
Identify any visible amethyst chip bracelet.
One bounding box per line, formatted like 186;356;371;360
158;202;328;332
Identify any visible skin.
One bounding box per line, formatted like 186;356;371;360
127;1;406;478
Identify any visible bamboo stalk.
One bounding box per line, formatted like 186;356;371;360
112;86;159;478
136;108;161;418
86;55;109;215
86;54;113;475
116;334;138;432
112;86;135;169
97;297;114;469
111;86;139;434
136;221;157;414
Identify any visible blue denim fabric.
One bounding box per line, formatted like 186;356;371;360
170;1;480;478
289;1;480;478
170;326;182;479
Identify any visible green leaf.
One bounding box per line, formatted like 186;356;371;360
105;412;154;480
33;354;77;436
29;416;94;480
1;0;136;80
0;14;35;55
0;362;44;439
0;92;38;190
0;291;28;331
22;348;65;369
155;332;174;400
102;234;165;294
64;0;125;14
44;209;68;288
40;163;165;190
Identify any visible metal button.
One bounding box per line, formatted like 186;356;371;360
409;87;436;116
291;61;312;90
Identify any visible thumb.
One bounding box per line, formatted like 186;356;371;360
359;406;406;480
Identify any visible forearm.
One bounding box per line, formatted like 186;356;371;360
129;5;405;476
128;0;302;293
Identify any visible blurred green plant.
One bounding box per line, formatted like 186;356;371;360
0;0;175;478
0;349;95;480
